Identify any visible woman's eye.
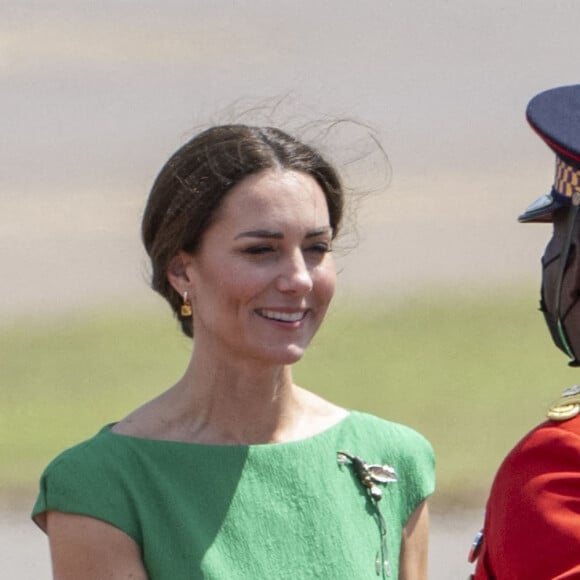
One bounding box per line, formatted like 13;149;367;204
306;243;331;254
242;242;331;257
244;245;274;255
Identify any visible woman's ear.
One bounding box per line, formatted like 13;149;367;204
166;251;195;295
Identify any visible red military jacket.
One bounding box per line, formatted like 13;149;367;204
472;390;580;579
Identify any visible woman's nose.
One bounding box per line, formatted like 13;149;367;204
276;251;313;294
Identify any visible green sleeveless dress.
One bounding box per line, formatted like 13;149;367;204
33;411;435;579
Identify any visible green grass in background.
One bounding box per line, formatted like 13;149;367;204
2;285;576;508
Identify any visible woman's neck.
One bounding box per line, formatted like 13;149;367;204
171;355;301;444
114;350;347;445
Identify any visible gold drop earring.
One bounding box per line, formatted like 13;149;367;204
180;291;192;317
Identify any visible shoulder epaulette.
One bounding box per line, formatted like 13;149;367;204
547;385;580;421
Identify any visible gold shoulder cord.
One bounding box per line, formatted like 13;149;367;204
547;385;580;421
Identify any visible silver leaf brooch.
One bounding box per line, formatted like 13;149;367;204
337;451;398;577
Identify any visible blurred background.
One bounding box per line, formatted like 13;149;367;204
4;1;580;577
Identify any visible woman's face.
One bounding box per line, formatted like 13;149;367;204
183;169;336;366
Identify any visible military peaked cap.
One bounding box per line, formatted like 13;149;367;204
519;85;580;223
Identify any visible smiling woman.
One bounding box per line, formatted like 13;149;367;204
168;169;336;367
31;124;435;579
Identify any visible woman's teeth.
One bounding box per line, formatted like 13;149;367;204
258;309;305;322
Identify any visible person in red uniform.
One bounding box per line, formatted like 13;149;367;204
470;85;580;579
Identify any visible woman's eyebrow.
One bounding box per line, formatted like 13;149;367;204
234;226;331;240
234;230;283;240
305;226;332;238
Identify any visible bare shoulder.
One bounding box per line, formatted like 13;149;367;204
111;388;175;439
46;511;148;579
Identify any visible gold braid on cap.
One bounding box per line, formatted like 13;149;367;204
554;157;580;198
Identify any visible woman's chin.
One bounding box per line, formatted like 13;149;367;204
256;344;307;366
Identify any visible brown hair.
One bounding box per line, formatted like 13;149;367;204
142;124;344;337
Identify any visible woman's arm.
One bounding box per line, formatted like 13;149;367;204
399;500;429;580
46;511;149;580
